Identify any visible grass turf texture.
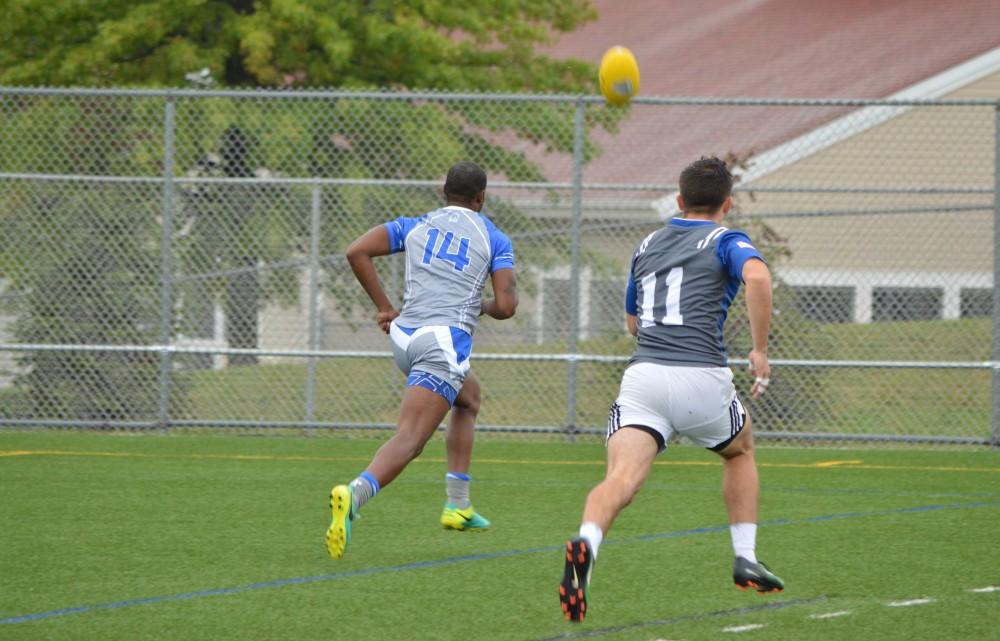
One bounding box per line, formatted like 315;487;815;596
1;431;998;641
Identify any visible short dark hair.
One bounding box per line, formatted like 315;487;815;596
443;161;487;200
678;156;733;213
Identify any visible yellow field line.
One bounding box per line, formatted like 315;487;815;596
1;449;998;473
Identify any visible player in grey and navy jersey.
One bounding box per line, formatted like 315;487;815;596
326;162;518;560
559;157;785;623
626;215;763;368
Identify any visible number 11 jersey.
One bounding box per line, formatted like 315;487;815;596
625;218;763;367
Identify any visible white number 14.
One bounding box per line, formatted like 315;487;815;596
639;267;683;327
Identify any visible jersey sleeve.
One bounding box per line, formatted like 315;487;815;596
624;254;639;315
624;271;638;315
485;220;515;272
383;216;422;254
716;230;765;282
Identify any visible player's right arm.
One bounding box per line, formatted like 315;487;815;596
481;268;518;319
742;258;772;398
624;266;639;336
345;224;398;333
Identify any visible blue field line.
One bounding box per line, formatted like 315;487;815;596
527;597;829;641
2;500;998;625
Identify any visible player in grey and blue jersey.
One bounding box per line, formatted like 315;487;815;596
559;157;784;623
326;162;517;560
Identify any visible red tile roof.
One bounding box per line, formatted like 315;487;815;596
542;0;1000;185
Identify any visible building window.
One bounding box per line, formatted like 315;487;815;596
791;286;855;323
871;287;942;322
960;288;992;318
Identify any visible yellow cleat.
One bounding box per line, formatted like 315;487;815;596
326;485;353;559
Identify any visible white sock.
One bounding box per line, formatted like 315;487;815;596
579;521;604;559
445;472;472;509
730;522;757;563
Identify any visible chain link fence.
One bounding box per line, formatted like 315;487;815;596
1;87;997;446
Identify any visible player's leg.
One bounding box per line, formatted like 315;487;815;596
714;410;784;592
328;326;467;559
367;385;452;485
441;371;490;530
582;427;660;539
560;363;669;622
445;371;479;474
669;367;784;592
717;414;758;533
327;380;452;560
560;427;660;622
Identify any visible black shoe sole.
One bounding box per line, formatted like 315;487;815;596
559;539;589;622
735;579;784;593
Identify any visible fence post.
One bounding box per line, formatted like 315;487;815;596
992;102;1000;448
305;181;322;431
565;98;585;441
156;94;176;432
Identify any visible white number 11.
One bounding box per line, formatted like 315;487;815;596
639;267;684;327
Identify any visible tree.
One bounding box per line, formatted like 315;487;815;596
2;183;163;422
0;0;597;92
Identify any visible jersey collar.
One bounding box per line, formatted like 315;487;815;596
442;205;477;214
669;217;716;227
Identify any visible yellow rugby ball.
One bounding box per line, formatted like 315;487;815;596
599;46;640;106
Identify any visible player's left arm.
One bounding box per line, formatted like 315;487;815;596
742;258;772;399
480;222;518;320
481;268;518;319
345;224;398;333
719;232;772;398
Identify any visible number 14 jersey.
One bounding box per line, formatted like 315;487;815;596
385;206;515;337
625;218;763;367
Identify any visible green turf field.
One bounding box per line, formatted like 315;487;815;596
1;431;998;641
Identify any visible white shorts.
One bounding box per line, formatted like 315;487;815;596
607;361;747;452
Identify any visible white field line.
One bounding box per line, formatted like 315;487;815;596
969;586;1000;593
722;623;766;633
886;598;935;607
809;610;852;619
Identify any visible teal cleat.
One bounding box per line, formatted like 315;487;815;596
326;484;354;560
441;503;491;531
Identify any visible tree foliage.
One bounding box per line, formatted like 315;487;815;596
0;0;597;91
2;183;164;421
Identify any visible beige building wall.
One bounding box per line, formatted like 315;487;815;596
736;70;998;321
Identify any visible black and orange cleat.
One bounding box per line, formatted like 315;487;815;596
733;556;785;593
559;538;593;622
